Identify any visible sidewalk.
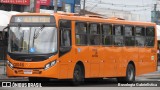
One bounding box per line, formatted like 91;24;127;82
137;66;160;80
0;62;27;81
0;60;6;66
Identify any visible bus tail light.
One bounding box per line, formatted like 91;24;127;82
44;60;56;70
7;61;14;69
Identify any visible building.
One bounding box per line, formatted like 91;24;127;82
99;9;140;21
0;0;30;12
81;9;140;21
0;0;81;13
151;9;160;25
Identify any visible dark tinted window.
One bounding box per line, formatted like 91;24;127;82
75;22;87;45
114;36;124;46
59;20;72;56
135;26;145;47
135;37;145;46
124;26;134;36
60;20;71;47
135;27;145;36
102;24;113;45
145;37;154;47
89;23;100;45
61;30;71;47
113;25;124;46
89;24;100;34
76;23;87;34
114;25;123;35
146;27;155;37
102;24;112;35
146;27;155;47
60;20;71;28
124;26;135;46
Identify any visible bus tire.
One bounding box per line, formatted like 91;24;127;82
117;64;135;83
72;64;84;85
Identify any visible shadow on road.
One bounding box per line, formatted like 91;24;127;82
36;78;118;87
0;78;160;87
0;78;118;87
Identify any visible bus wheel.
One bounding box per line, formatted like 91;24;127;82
72;64;84;85
117;64;135;83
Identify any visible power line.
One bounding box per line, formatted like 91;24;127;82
97;7;152;12
85;0;154;8
85;0;154;12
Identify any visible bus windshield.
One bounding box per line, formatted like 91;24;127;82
8;27;57;54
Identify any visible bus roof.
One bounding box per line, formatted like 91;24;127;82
14;13;52;16
12;13;156;26
54;13;156;27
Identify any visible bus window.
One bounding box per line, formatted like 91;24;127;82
113;25;124;46
135;27;145;46
75;22;87;45
59;20;71;28
102;24;113;45
61;30;71;47
124;26;135;46
146;27;155;47
135;27;145;36
89;23;100;45
146;27;155;36
59;20;71;56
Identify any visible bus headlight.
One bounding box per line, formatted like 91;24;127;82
7;61;14;69
44;60;56;70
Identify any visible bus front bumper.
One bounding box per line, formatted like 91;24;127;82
6;64;59;79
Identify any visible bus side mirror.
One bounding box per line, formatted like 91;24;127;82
2;26;9;45
2;26;9;39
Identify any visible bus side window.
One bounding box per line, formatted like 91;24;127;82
102;24;113;45
135;26;145;47
113;25;124;46
89;23;100;45
61;30;71;47
146;27;155;47
75;22;87;45
59;20;71;56
124;26;135;46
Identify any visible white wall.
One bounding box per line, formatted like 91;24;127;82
157;25;160;40
0;10;20;31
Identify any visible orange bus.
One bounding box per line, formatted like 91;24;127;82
4;13;157;85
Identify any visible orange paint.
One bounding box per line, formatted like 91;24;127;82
6;13;158;80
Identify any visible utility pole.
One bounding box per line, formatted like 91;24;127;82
54;0;58;13
34;0;37;12
154;4;157;23
62;0;66;12
83;0;86;15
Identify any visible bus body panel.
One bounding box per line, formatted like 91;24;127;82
6;13;157;80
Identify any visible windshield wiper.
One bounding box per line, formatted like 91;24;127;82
31;25;45;49
33;25;45;39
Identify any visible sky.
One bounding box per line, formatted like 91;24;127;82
81;0;157;22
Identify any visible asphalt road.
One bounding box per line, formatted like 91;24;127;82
0;76;160;90
0;66;159;89
0;87;160;90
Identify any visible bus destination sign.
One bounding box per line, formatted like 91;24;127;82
11;16;53;23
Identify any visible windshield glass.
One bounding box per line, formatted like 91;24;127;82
8;27;57;54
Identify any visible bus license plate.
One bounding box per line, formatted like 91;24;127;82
24;70;32;74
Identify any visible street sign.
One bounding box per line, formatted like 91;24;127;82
0;0;30;5
40;0;50;6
